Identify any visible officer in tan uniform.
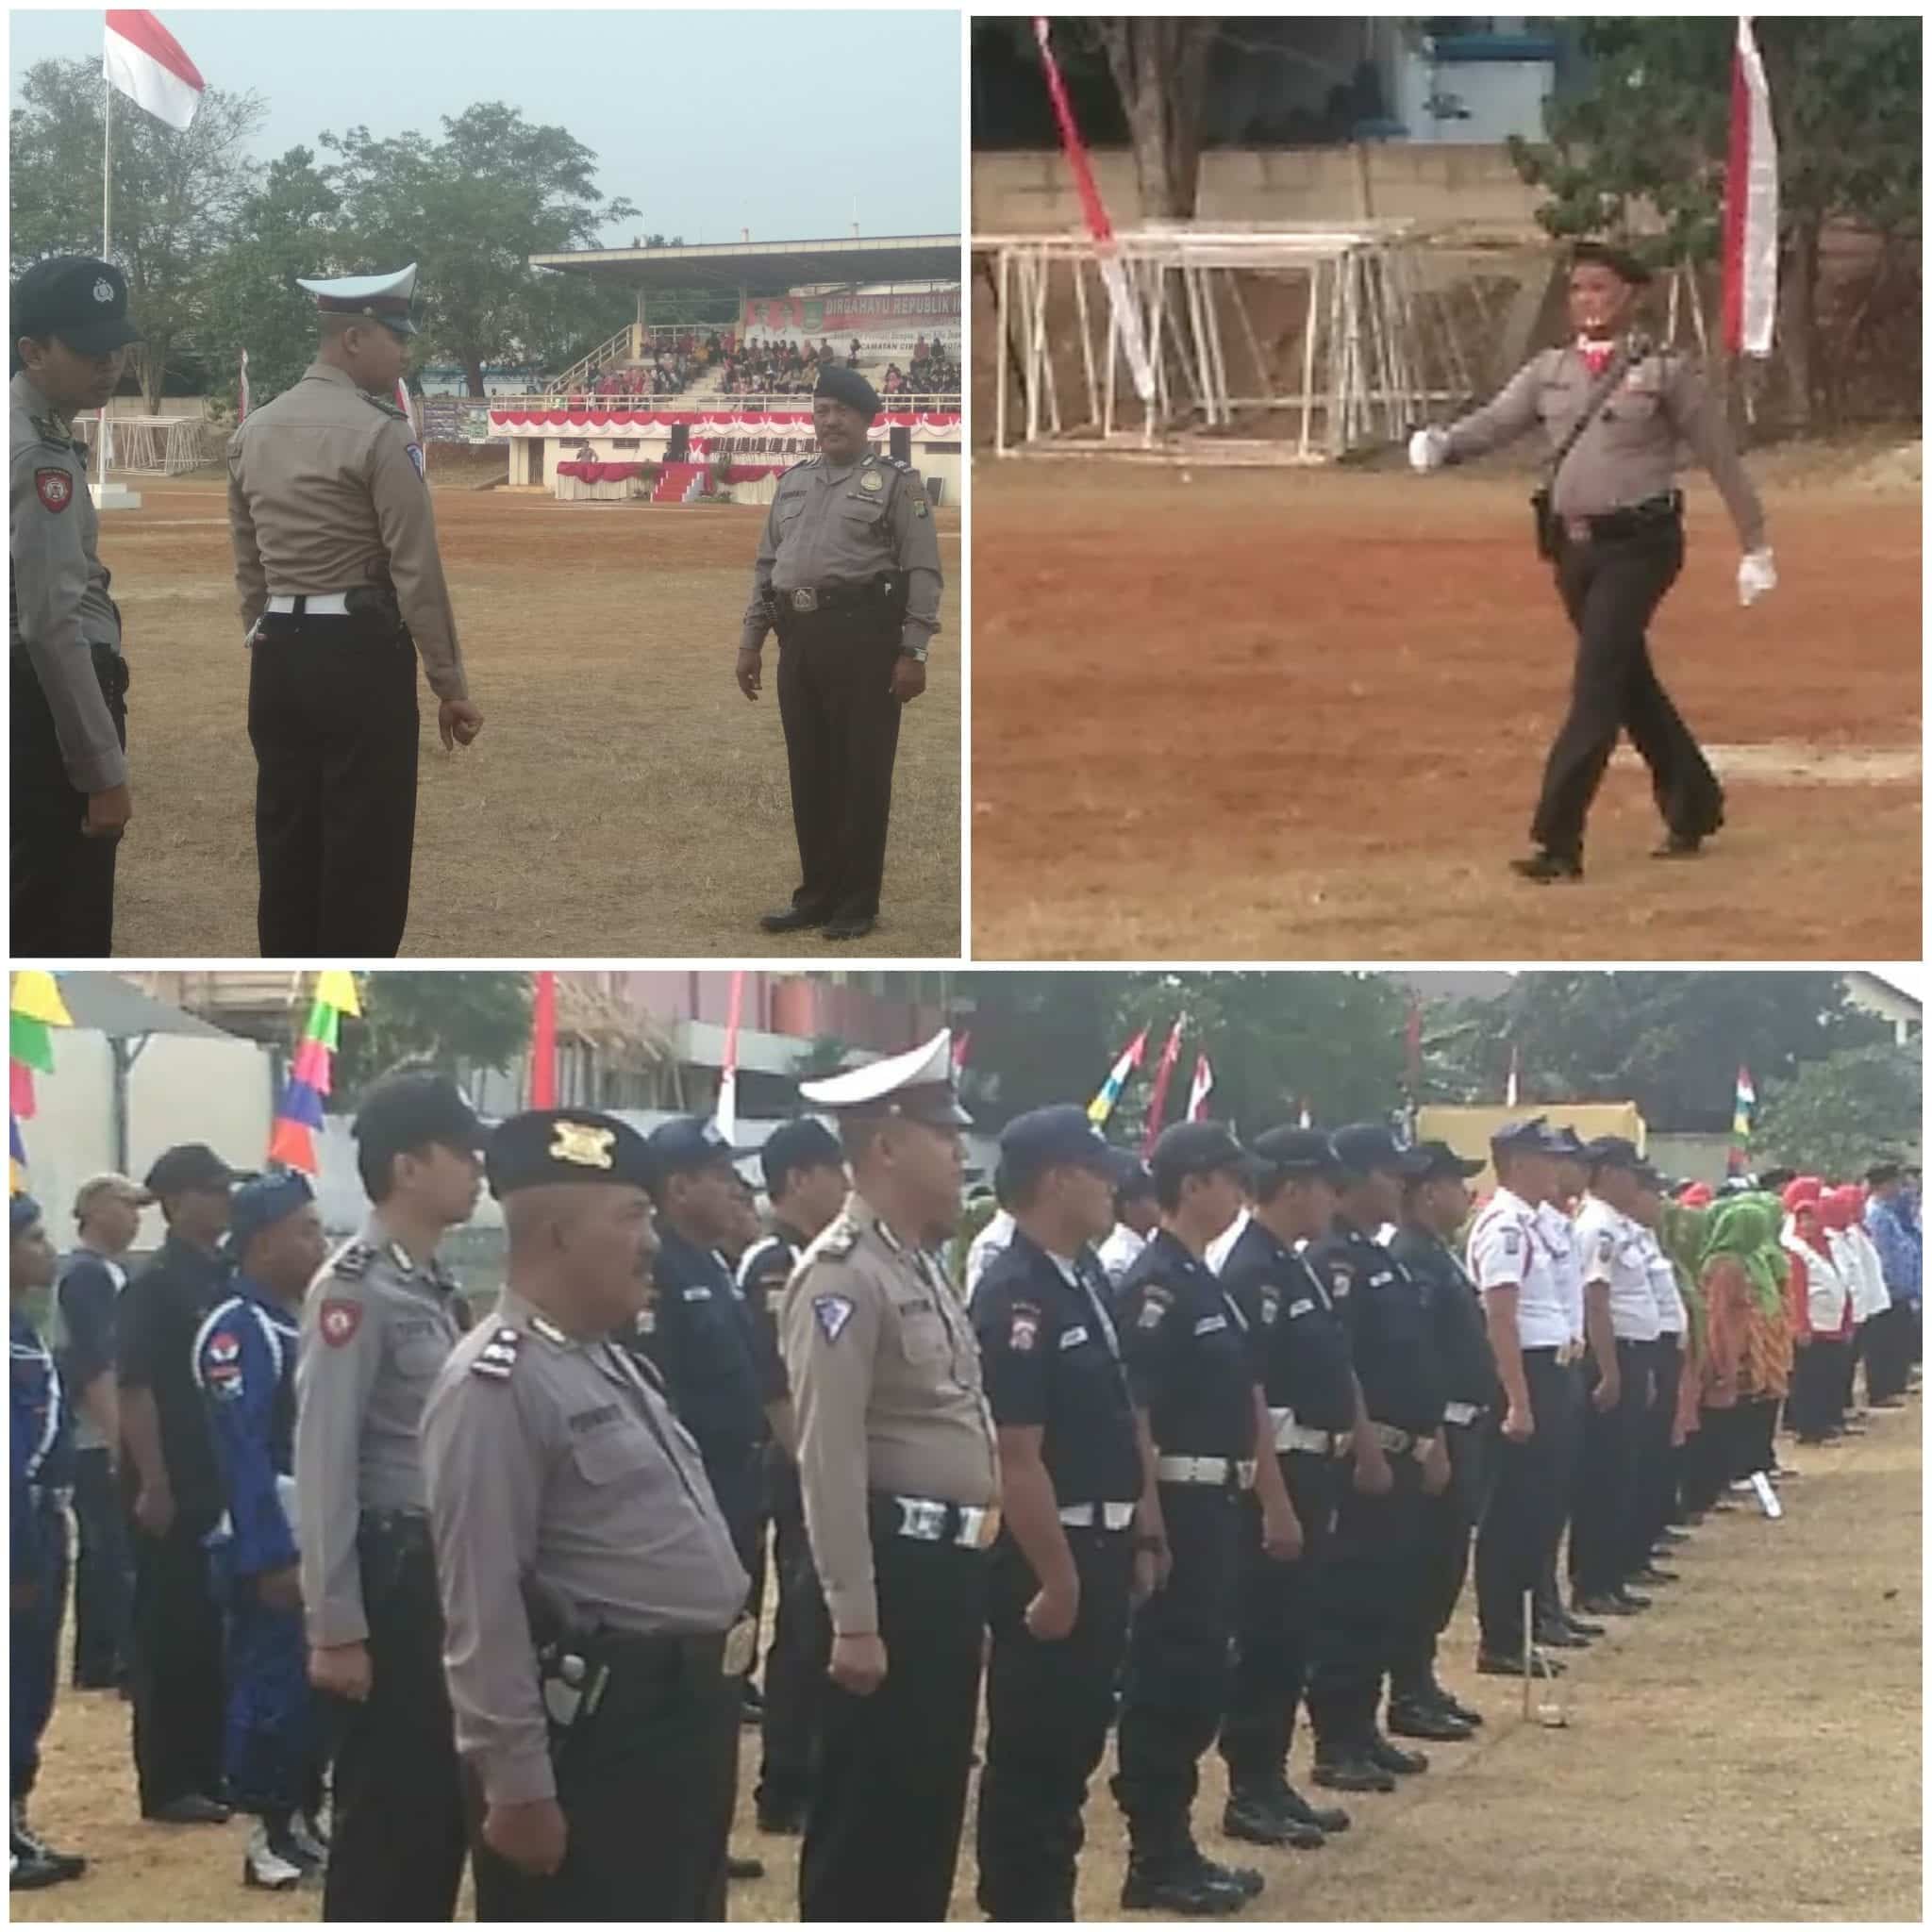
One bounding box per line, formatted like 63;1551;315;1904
10;256;140;955
423;1108;751;1922
736;363;942;941
779;1029;997;1921
293;1072;486;1921
227;264;484;958
1411;242;1774;881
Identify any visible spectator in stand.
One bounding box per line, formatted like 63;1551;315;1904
848;337;861;369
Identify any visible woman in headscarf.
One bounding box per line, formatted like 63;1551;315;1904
1685;1196;1789;1497
1782;1181;1849;1444
1659;1186;1723;1513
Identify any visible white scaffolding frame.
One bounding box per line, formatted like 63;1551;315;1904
987;220;1482;466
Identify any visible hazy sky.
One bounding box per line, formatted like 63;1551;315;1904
9;8;962;242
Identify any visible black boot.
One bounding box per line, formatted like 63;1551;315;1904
758;904;829;933
1277;1780;1352;1834
1222;1782;1324;1849
1366;1730;1429;1775
1510;848;1583;882
1386;1696;1474;1741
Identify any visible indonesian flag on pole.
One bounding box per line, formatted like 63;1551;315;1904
1033;17;1157;406
1187;1052;1214;1123
1140;1018;1187;1155
1722;16;1778;357
104;12;205;132
714;970;745;1144
1505;1043;1521;1110
395;377;420;441
238;348;250;423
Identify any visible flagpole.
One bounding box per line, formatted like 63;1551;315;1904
98;75;112;493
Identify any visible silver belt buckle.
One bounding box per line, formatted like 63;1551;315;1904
790;587;818;613
897;1495;944;1541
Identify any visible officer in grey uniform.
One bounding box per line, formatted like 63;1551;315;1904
1412;242;1774;880
228;264;484;958
736;363;943;941
10;257;141;955
293;1071;486;1922
779;1030;998;1922
423;1108;751;1923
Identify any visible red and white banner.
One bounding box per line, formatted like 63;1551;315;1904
394;377;420;440
238;348;249;422
1187;1053;1214;1123
490;408;959;443
1722;16;1779;358
1034;16;1156;405
104;11;204;131
530;972;558;1109
1141;1019;1187;1155
714;971;745;1145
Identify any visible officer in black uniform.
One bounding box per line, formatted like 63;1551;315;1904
1214;1126;1357;1849
1304;1124;1461;1794
1111;1122;1299;1916
734;1117;849;1836
970;1107;1149;1922
1385;1141;1494;1735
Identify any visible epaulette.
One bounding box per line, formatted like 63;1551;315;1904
529;1313;571;1349
809;1213;861;1263
882;456;915;474
367;392;408;421
330;1240;376;1282
471;1325;521;1382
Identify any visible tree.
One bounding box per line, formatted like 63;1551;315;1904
320;104;637;395
791;1035;860;1083
332;972;533;1105
1431;973;1887;1132
10;58;265;408
1090;18;1223;221
1755;1042;1922;1177
1509;17;1922;429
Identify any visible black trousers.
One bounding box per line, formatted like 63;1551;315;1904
1790;1337;1848;1440
248;614;419;958
757;1458;824;1817
1634;1338;1685;1557
466;1633;739;1922
1220;1450;1338;1782
799;1531;987;1922
1531;520;1722;858
11;1498;68;1799
1112;1482;1241;1866
1475;1350;1582;1657
72;1447;135;1686
1570;1339;1654;1597
1393;1421;1488;1698
774;616;903;921
10;645;125;956
129;1515;226;1814
321;1523;467;1923
976;1524;1134;1920
1866;1302;1916;1403
1307;1452;1426;1756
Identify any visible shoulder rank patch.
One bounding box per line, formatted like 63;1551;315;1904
634;1307;657;1337
1135;1284;1174;1331
1008;1302;1041;1352
1258;1287;1280;1324
370;392;408;421
406;441;425;479
318;1298;363;1348
816;1215;860;1261
813;1293;855;1342
34;468;74;514
331;1240;376;1282
471;1325;522;1381
913;496;927;518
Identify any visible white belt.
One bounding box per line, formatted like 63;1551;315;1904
1058;1501;1137;1530
1156;1455;1257;1489
888;1495;1001;1549
265;591;352;615
1269;1407;1344;1456
1369;1423;1437;1461
1442;1401;1486;1427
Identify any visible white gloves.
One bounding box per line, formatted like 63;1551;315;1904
1738;548;1777;607
1408;427;1449;474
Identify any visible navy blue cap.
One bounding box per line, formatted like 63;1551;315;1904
1585;1135;1642;1173
354;1074;487;1164
815;363;880;420
1331;1123;1430;1180
1549;1125;1591;1159
9;1194;43;1238
1407;1140;1486;1185
13;256;140;355
645;1116;750;1176
1148;1121;1247;1191
999;1106;1138;1194
228;1173;315;1252
1491;1115;1562;1158
1247;1126;1344;1184
489;1108;654;1197
144;1142;244;1197
760;1117;845;1193
1114;1159;1157;1204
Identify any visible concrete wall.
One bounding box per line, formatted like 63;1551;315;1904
973;143;1547;239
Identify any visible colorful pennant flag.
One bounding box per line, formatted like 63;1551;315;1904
1187;1052;1214;1123
9;973;74;1193
1732;1065;1757;1140
270;972;362;1174
1141;1019;1187;1155
1089;1024;1150;1126
1722;16;1779;358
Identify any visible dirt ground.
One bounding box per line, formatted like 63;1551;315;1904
970;461;1919;960
14;1395;1920;1923
87;477;959;958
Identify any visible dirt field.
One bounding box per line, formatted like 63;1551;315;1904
14;1395;1920;1923
88;477;959;958
971;460;1919;960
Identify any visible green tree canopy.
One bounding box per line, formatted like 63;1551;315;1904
1755;1042;1923;1177
331;972;533;1105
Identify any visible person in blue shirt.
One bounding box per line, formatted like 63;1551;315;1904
192;1174;328;1891
11;1194;87;1890
1862;1162;1921;1408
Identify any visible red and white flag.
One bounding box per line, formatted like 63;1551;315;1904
1140;1018;1187;1154
1505;1044;1521;1110
238;348;250;423
1186;1052;1214;1123
1722;16;1778;358
714;971;745;1144
104;12;205;131
394;377;420;441
1033;17;1157;406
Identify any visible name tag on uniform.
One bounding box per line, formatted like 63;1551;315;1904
1369;1271;1394;1288
1193;1314;1228;1336
1058;1325;1089;1350
1287;1298;1315;1319
681;1287;712;1303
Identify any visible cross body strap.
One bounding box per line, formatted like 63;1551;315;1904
1545;336;1649;491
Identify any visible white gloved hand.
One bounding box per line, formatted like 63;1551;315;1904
1738;548;1777;607
1407;427;1449;474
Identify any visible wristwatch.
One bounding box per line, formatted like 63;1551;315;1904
899;641;928;663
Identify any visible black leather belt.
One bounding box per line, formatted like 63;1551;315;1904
1562;491;1682;544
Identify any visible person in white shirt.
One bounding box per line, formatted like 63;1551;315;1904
1534;1129;1598;1650
1568;1141;1663;1617
1464;1117;1575;1677
1786;1183;1852;1444
1096;1164;1160;1291
1626;1166;1691;1569
964;1205;1016;1305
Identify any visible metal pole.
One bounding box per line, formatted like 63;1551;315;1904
995;247;1010;455
98;80;113;491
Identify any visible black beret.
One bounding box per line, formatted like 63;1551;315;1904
13;256;141;354
814;363;880;420
1570;240;1652;287
488;1108;655;1197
